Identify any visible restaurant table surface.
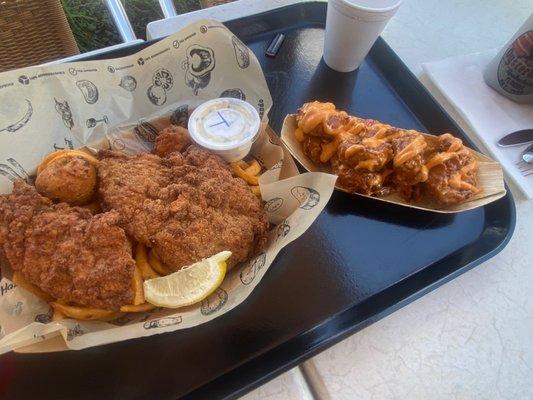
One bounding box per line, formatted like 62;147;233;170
149;1;533;398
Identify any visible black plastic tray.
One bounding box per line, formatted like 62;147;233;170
0;3;515;399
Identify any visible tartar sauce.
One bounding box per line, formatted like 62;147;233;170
188;98;261;161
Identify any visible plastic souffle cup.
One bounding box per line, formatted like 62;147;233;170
188;98;261;162
323;0;402;72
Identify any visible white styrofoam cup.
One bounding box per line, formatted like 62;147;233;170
324;0;402;72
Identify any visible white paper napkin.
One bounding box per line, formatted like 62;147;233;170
422;50;533;199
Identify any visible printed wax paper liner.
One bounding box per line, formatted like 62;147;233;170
0;20;337;353
0;19;271;192
0;167;336;353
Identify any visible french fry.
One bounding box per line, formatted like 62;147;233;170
230;158;262;196
234;160;248;169
12;272;54;302
120;303;155;313
231;163;259;185
50;302;122;321
135;244;160;280
244;160;261;176
250;185;261;197
132;264;145;305
148;250;173;276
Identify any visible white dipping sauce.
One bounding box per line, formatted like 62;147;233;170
188;98;260;162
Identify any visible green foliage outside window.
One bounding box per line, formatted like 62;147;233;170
61;0;201;52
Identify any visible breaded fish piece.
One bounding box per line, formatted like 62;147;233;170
154;125;191;157
0;182;135;310
98;145;268;271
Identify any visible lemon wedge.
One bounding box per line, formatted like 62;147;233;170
143;251;231;308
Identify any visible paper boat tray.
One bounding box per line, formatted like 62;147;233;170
281;114;506;213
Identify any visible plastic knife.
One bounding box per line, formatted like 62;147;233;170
497;129;533;147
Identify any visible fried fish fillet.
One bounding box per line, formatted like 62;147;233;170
97;145;268;271
0;181;135;310
154;125;191;157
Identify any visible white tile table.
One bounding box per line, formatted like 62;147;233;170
240;368;314;400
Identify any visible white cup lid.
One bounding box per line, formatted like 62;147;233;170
188;98;261;151
338;0;402;12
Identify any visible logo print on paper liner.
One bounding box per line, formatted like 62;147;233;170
270;160;283;170
18;75;30;85
119;75;137;92
147;85;167;106
143;316;182;330
220;88;246;101
109;314;135;326
111;138;126;151
133;120;158;149
66;324;85;341
232;36;250;69
264;197;284;213
76;80;99;104
291;186;320;210
182;44;216;95
35;308;54;324
9;301;23;316
112;307;160;326
277;221;291;240
86;115;108;129
268;132;282;146
53;137;74;152
0;158;30;183
153;68;174;90
54;98;74;129
240;253;267;285
170;105;189;127
147;68;174;106
0;280;16;296
200;288;228;315
0;99;33;134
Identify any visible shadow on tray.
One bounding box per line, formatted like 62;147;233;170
327;190;455;230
